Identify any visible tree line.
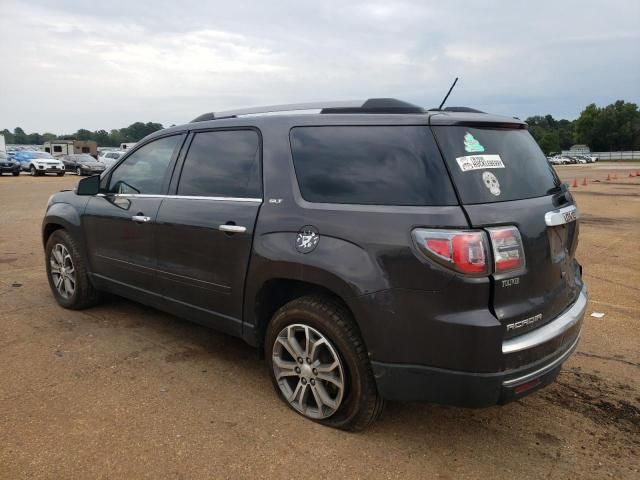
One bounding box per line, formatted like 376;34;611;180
1;122;164;148
526;100;639;154
2;101;639;154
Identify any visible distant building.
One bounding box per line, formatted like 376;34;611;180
569;144;590;153
44;140;98;158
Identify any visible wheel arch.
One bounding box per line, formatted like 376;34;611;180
249;277;361;356
42;203;83;248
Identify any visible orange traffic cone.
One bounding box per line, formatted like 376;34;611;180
582;177;588;186
571;178;578;188
606;173;611;181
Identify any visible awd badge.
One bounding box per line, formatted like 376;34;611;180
296;226;319;253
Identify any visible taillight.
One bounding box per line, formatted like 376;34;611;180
412;229;489;276
487;226;526;273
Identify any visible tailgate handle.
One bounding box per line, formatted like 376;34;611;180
545;205;579;226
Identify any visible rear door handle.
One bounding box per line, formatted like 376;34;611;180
219;224;247;233
132;215;151;223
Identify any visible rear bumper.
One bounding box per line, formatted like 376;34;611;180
371;285;587;406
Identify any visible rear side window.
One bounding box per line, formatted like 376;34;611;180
290;126;457;206
178;130;261;198
432;127;560;204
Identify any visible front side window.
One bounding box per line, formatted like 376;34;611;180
177;130;261;198
108;135;181;194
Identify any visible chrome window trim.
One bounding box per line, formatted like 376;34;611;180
502;285;587;354
96;193;262;203
544;204;579;226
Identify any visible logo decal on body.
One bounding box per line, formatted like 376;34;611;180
295;226;319;253
482;171;501;196
506;313;543;331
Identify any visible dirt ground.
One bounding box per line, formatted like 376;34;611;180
0;163;638;479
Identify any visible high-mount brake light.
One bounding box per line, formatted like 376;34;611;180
412;229;489;276
487;226;526;273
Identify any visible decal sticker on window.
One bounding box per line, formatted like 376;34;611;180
464;132;485;153
482;171;501;196
455;154;505;172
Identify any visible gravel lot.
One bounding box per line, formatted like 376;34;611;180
1;163;639;479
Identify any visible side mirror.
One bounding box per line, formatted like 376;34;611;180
76;175;101;195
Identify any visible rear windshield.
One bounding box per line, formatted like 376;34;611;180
290;126;457;206
432;126;560;204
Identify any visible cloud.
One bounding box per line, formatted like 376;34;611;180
0;0;638;133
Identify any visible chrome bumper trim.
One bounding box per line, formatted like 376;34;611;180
502;334;580;387
502;285;588;354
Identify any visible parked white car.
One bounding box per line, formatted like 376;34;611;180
16;151;65;176
98;150;126;168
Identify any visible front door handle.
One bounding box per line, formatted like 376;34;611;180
219;224;247;233
132;215;151;223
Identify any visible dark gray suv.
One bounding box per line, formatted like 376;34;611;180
42;99;587;430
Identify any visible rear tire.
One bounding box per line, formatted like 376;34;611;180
76;167;82;176
45;229;101;309
265;295;384;431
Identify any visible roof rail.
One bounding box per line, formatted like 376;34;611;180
190;98;425;122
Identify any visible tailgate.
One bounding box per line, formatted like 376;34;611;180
432;125;584;337
464;196;582;337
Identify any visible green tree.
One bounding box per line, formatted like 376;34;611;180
574;101;640;151
75;129;93;141
13;127;28;144
1;129;15;144
538;131;561;155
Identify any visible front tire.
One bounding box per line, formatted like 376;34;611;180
265;295;384;431
76;167;82;176
12;171;19;176
30;165;37;176
45;229;101;309
57;171;65;176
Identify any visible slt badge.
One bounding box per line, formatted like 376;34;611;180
296;226;320;253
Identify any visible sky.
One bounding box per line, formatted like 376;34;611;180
0;0;638;134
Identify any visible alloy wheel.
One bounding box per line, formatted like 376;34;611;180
50;243;76;299
272;323;345;419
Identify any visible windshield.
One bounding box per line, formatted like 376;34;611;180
432;126;561;204
31;152;54;159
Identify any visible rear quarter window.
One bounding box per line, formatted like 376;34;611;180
432;126;560;204
290;126;457;206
